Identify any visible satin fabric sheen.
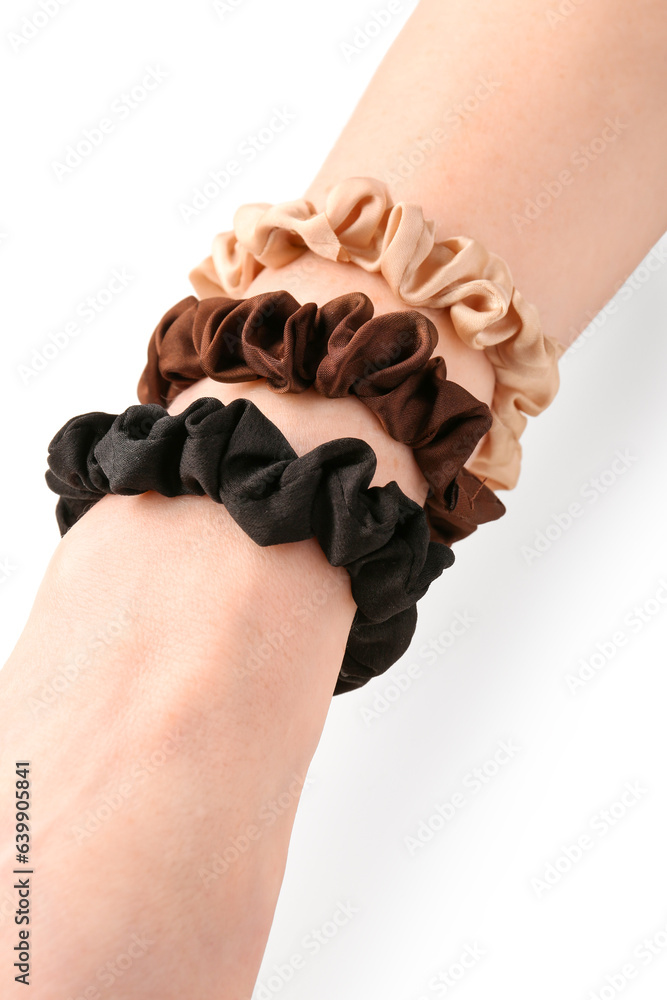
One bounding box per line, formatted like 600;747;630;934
137;289;506;545
189;176;565;491
45;396;453;694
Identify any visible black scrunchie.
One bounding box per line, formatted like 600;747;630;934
45;396;454;695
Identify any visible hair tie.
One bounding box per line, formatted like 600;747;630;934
137;289;505;545
45;396;453;695
189;176;566;490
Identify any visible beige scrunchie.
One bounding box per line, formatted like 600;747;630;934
189;176;566;490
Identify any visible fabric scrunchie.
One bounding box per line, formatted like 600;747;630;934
45;396;453;695
137;289;506;546
189;175;566;491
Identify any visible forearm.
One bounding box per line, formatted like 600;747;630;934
0;492;355;998
1;270;454;996
306;0;667;347
7;3;664;995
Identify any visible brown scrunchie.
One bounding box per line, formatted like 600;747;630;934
137;289;506;545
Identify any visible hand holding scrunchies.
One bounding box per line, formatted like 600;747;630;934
137;288;506;546
45;396;454;695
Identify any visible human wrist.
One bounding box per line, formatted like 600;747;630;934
5;490;356;760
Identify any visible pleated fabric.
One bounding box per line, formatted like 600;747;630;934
45;396;454;695
137;289;506;546
189;176;566;491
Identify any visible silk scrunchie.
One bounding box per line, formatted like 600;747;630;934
189;176;566;491
45;396;454;694
137;289;506;546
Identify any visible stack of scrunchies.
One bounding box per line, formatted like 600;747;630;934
45;175;561;695
45;396;453;695
136;288;506;546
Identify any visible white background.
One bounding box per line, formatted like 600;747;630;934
1;1;667;998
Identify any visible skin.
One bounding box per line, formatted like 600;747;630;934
306;0;667;350
0;492;359;999
2;0;666;995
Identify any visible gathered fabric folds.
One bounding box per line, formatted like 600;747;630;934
45;396;454;695
189;176;566;491
137;289;506;546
